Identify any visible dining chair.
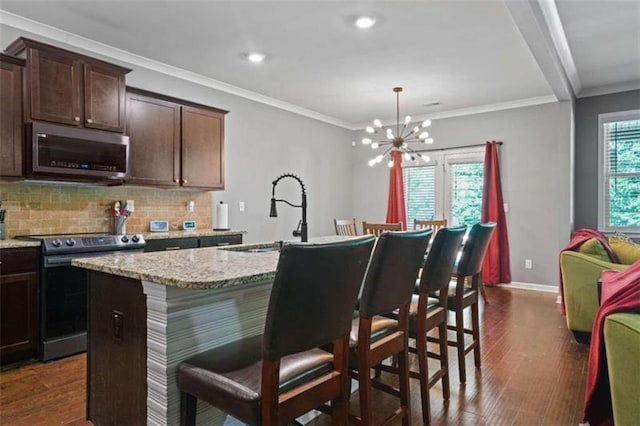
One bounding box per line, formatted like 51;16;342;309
177;236;376;426
380;226;466;424
362;221;402;237
430;222;495;384
347;228;432;425
334;218;358;236
414;219;447;238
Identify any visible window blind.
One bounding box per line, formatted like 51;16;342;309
603;119;640;229
403;166;436;229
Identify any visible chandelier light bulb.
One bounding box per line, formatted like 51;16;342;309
366;126;375;134
404;115;411;124
368;159;376;167
402;143;407;148
375;155;384;163
387;160;394;168
419;131;429;139
422;119;432;128
425;138;434;144
413;126;420;133
371;142;379;149
373;119;383;128
403;152;411;161
420;154;431;162
362;138;372;144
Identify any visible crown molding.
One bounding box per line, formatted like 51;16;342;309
578;80;640;99
353;95;558;130
0;10;354;130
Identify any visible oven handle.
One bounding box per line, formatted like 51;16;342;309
44;249;143;268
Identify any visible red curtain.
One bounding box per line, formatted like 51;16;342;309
481;141;511;284
386;150;407;230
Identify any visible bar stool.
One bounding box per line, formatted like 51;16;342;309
177;236;376;426
431;222;495;384
349;229;432;425
380;226;466;424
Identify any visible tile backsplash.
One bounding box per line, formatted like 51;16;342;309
0;181;213;238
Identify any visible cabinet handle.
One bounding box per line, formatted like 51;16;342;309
165;246;181;251
216;242;230;246
182;180;188;184
74;116;80;122
87;118;93;124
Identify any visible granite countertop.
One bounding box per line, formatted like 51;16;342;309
0;239;41;249
141;230;245;240
72;235;358;290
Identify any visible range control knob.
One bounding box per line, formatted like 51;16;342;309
121;235;129;243
51;239;62;248
131;235;140;243
65;239;76;247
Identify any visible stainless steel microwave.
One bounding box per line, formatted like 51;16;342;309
28;122;129;180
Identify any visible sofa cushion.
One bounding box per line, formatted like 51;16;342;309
576;238;611;262
609;234;640;265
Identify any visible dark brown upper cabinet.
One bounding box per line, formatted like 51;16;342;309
125;92;181;186
5;38;130;133
125;89;227;190
182;106;225;189
0;54;25;177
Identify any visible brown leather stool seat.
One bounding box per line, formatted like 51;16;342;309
177;236;377;426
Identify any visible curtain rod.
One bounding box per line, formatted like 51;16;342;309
413;141;503;154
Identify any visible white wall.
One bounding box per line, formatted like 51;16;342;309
351;101;574;287
0;25;355;243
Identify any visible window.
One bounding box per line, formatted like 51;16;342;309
403;148;484;229
598;110;640;233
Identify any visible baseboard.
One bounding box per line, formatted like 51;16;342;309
494;281;559;294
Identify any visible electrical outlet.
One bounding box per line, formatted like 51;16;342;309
187;200;195;212
239;201;245;212
525;259;533;269
126;200;135;212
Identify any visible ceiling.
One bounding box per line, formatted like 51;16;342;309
0;1;637;127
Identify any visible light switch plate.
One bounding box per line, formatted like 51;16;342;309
183;220;197;231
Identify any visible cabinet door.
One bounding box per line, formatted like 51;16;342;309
0;272;38;364
198;235;242;248
126;93;180;185
84;62;126;132
0;59;23;177
29;47;82;126
143;237;198;252
181;106;225;189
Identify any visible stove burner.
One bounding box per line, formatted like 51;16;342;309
17;233;146;255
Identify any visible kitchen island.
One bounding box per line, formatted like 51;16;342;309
72;238;342;425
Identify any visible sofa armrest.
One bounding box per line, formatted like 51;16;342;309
560;251;628;333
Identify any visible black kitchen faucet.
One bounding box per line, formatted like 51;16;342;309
269;173;308;242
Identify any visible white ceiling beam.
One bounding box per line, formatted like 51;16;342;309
505;0;575;101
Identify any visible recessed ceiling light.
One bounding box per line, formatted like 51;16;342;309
355;16;376;29
247;52;265;63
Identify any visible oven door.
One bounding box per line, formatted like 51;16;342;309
40;250;138;361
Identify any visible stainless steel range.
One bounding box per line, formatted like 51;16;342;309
17;233;145;361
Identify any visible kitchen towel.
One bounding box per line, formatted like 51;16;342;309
214;202;229;230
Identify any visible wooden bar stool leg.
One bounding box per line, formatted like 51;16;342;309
438;321;450;400
397;347;411;426
181;392;197;426
357;318;374;426
471;293;482;368
416;322;431;424
455;307;467;384
479;282;489;304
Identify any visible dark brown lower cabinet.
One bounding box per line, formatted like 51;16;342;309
87;272;147;425
0;247;39;365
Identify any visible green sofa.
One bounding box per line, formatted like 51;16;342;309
560;251;628;342
604;313;640;426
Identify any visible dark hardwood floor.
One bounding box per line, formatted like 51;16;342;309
0;288;588;425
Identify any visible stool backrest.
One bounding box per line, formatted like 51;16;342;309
359;229;432;318
414;219;447;236
362;221;402;237
418;226;466;294
263;236;376;360
457;222;496;277
334;218;358;236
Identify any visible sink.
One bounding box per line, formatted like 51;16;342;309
218;242;282;253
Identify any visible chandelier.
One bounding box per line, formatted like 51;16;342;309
362;87;434;167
